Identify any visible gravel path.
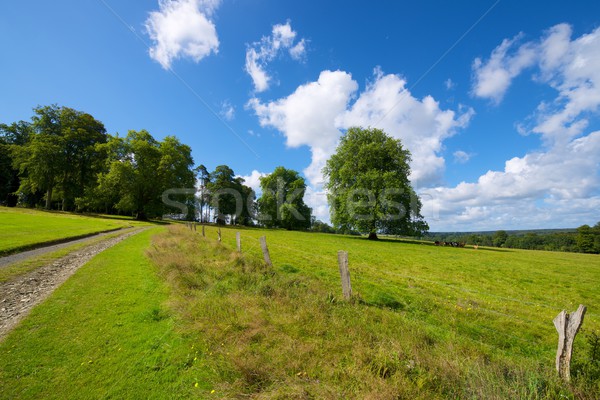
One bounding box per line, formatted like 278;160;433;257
0;227;148;341
0;228;130;268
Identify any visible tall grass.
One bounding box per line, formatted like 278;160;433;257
147;225;599;398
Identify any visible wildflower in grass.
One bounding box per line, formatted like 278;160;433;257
194;382;199;388
211;389;215;394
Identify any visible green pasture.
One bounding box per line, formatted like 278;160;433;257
0;207;145;255
0;227;210;399
1;221;598;398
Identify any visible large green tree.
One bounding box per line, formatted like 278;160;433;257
11;105;107;210
257;166;312;230
206;165;255;225
323;127;428;240
95;130;195;220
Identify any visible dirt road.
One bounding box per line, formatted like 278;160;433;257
0;227;148;341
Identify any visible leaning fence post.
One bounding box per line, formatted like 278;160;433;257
337;250;352;300
259;236;272;267
236;232;241;253
202;225;205;237
217;227;222;242
553;304;587;381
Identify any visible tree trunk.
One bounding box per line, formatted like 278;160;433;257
45;187;53;209
368;232;378;240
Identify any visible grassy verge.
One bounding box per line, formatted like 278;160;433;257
0;207;154;255
0;227;214;399
0;228;137;283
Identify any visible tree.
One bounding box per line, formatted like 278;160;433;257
96;130;195;220
11;105;107;210
257;166;312;230
0;121;32;206
208;165;240;224
493;230;508;247
577;224;597;253
195;164;211;222
323;127;428;240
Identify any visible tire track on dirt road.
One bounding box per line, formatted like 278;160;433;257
0;227;150;341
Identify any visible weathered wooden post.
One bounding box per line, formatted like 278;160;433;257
218;227;222;242
337;250;352;300
553;304;587;381
202;225;205;237
193;222;197;231
259;236;272;267
236;232;241;253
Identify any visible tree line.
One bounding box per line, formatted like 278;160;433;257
0;105;315;227
1;107;428;237
428;224;600;254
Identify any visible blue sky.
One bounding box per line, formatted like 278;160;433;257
2;0;600;231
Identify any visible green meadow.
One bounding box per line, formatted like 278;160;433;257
0;207;144;255
1;221;599;398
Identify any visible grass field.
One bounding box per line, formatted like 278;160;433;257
0;207;146;255
0;228;138;283
0;227;213;399
1;222;599;398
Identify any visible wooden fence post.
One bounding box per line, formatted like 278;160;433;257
259;236;272;267
202;225;205;237
193;222;197;231
553;304;587;381
218;228;221;242
337;250;352;300
236;232;241;253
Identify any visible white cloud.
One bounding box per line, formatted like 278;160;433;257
219;100;235;120
248;70;358;186
434;23;600;230
245;21;306;92
445;78;455;90
237;170;267;194
145;0;220;69
249;69;472;189
289;39;306;61
453;150;472;164
248;68;473;225
472;33;537;103
473;23;600;145
339;69;474;186
422;130;600;230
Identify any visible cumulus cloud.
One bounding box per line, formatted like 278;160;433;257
338;69;474;186
245;21;307;92
421;130;600;230
237;170;267;194
472;33;537;103
248;70;358;186
432;23;600;230
145;0;220;69
249;69;472;188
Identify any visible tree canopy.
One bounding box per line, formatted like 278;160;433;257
257;166;312;230
323;127;428;239
91;130;195;220
10;105;108;210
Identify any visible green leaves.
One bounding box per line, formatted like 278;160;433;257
323;127;428;238
257;166;312;230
